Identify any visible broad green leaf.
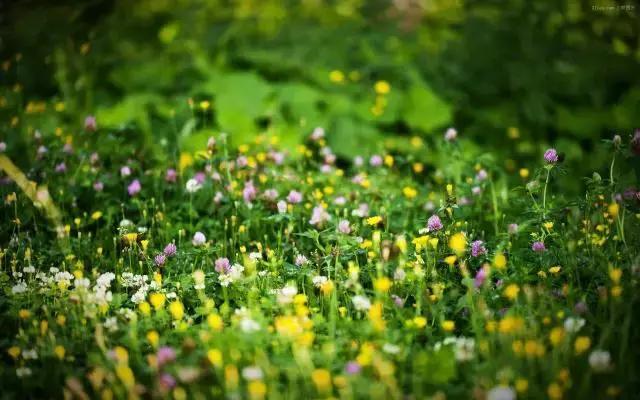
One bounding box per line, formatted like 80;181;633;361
402;79;452;133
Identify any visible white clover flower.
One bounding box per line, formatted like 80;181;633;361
564;317;585;334
249;252;262;261
352;295;371;311
487;386;516;400
193;269;205;290
104;317;118;332
239;317;261;333
192;231;206;246
277;284;298;305
589;350;611;372
96;272;115;288
23;266;35;274
16;367;32;378
185;178;202;193
382;343;401;355
74;277;91;289
11;282;27;294
393;268;406;281
295;255;308;267
242;366;263;380
22;349;38;360
312;275;328;288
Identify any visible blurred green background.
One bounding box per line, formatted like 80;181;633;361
1;0;638;174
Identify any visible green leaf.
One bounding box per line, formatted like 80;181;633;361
328;117;382;158
401;79;452;133
412;347;457;385
205;71;273;143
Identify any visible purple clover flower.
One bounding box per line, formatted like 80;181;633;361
544;148;559;164
427;214;443;232
532;241;546;252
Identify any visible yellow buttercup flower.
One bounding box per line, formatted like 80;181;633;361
373;277;392;293
54;345;65;360
448;233;467;255
441;320;455;332
149;292;166;310
374;80;391;95
574;336;591;354
366;216;383;226
311;369;332;393
207;349;223;367
115;365;135;389
248;381;267;400
169;301;184;320
403;186;417;199
329;70;344;83
493;252;507;270
503;284;520;300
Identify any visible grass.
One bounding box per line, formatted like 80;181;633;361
0;122;639;400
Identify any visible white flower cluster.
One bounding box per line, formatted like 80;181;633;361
312;275;328;288
234;307;260;333
352;295;371;311
121;272;160;303
277;284;298;305
434;337;475;362
219;264;244;287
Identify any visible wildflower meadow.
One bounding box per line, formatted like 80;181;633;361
1;1;640;399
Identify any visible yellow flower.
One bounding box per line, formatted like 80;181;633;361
149;292;166;310
609;268;622;284
54;345;65;360
574;336;591;354
519;168;529;179
122;233;138;244
444;255;457;266
493;252;507;270
374;80;391;95
543;221;554;230
608;202;619;218
412;235;429;251
115;365;135;389
138;301;151;316
448;232;467;255
547;383;563;400
225;365;239;390
146;330;159;348
515;379;528;393
366;216;383;226
320;280;334;295
248;381;267;400
311;369;332;393
373;277;392;293
7;346;20;359
207;349;223;368
384;155;394;167
441;320;455;332
179;152;194;173
113;346;129;364
19;309;31;319
413;162;424;173
207;314;223;331
368;301;385;332
329;70;344;83
549;266;561;274
91;211;102;220
549;327;565;346
169;301;184;320
413;316;427;329
403;186;417;199
503;284;520;300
